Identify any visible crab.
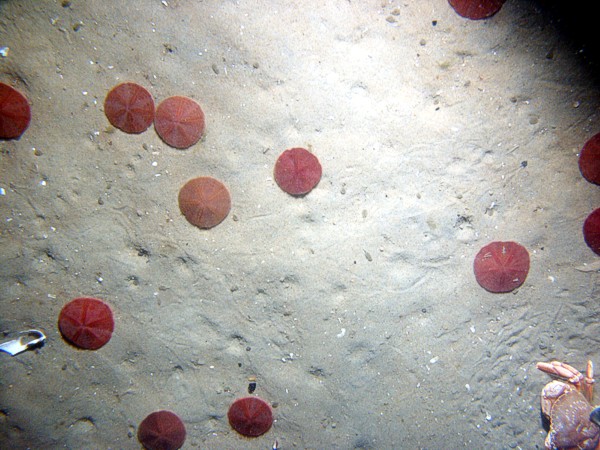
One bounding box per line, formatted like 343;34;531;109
537;360;600;450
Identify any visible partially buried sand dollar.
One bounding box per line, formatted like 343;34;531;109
0;82;31;140
448;0;506;20
583;208;600;256
137;410;186;450
178;177;231;229
579;133;600;186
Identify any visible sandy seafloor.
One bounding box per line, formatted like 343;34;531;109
1;0;599;449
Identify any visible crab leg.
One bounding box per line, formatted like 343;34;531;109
584;359;595;403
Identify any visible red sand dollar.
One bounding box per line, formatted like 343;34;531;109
154;96;205;149
274;147;322;196
583;208;600;256
579;133;600;186
104;82;155;133
448;0;506;20
228;396;273;437
0;82;31;140
58;297;114;350
138;410;186;450
473;241;530;293
178;177;231;229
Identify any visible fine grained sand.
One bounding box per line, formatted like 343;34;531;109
1;1;599;448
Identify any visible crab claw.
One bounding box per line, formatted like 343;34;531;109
584;360;596;403
536;361;584;384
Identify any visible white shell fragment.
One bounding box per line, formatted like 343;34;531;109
0;330;46;356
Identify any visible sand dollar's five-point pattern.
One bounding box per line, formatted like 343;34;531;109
227;396;273;438
137;410;186;450
473;241;530;293
58;297;114;350
104;82;155;134
178;177;231;229
155;96;205;149
274;147;322;196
